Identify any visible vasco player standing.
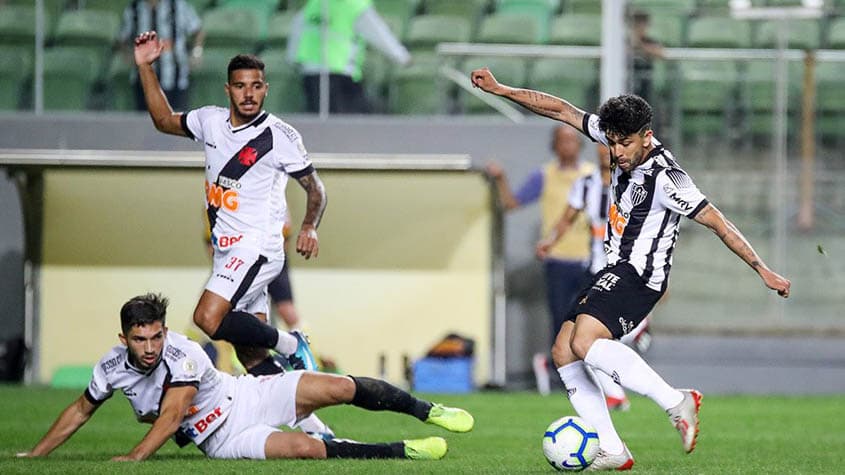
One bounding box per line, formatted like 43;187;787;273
134;31;324;377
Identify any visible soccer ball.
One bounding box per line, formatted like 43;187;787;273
542;416;600;471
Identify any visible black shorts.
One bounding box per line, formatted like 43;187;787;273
565;262;663;339
267;258;293;303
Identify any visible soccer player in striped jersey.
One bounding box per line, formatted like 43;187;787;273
471;68;790;471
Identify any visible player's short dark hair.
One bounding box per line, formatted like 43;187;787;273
598;94;653;138
120;293;168;334
227;54;265;82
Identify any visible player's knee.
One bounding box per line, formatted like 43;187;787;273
291;436;325;459
330;375;357;404
551;339;575;367
193;306;220;336
569;334;596;361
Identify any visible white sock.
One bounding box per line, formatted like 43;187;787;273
298;413;334;436
274;330;298;356
592;367;627;400
558;361;624;454
584;339;683;411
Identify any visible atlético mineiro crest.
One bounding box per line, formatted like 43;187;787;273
631;183;648;207
238;146;258;166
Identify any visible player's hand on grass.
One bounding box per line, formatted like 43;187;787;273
134;30;164;67
296;225;319;260
760;268;791;298
111;454;142;462
470;68;504;95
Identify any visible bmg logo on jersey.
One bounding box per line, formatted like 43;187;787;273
206;180;239;212
593;272;620;292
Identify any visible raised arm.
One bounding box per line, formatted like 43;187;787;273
693;203;791;297
112;385;197;462
470;68;588;131
293;170;327;260
21;395;100;457
134;31;187;136
536;205;582;259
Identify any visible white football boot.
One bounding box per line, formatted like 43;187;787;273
667;389;703;454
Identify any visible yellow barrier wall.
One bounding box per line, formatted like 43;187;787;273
39;168;492;385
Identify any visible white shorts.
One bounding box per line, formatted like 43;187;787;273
205;247;285;315
199;371;305;459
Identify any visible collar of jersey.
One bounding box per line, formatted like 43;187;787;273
637;141;666;171
227;111;269;133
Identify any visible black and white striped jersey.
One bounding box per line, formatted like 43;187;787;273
581;113;709;291
568;169;610;274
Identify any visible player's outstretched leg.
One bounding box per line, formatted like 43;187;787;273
263;431;446;460
666;389;702;454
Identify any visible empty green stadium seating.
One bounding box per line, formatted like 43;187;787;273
687;17;752;48
476;13;544;44
6;0;65;38
405;15;472;51
564;0;601;14
362;49;392;110
425;0;488;19
390;61;447;114
266;10;298;50
81;0;133;16
54;9;121;47
203;7;262;52
107;53;135;111
43;47;103;110
548;13;600;46
0;5;38;46
754;19;821;50
460;56;526;113
529;57;598;112
186;0;217;14
496;0;558;40
677;59;738;136
220;0;279;40
739;59;802;137
826;18;845;49
648;15;685;47
0;46;32;110
814;61;845;138
629;0;695;16
260;48;305;113
189;48;237;108
373;0;419;26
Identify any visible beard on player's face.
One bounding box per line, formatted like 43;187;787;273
231;95;264;121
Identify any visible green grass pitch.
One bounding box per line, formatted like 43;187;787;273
1;385;843;474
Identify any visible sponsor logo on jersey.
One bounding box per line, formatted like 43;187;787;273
216;234;243;249
217;176;242;189
608;203;629;235
100;354;125;374
193;406;224;434
631;183;648;207
215;273;235;283
618;318;635;335
205;181;239;212
593;272;620;292
663;185;694;211
165;346;186;361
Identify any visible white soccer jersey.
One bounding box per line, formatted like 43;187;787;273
181;107;313;257
581;114;709;291
568;169;610;274
86;331;237;446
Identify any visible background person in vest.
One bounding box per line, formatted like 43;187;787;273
486;125;595;350
287;0;411;114
119;0;204;111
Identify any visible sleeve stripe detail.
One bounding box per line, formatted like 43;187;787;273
83;388;110;405
688;199;709;219
180;112;195;140
289;164;315;179
167;381;200;389
581;114;597;143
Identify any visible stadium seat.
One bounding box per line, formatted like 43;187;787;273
186;0;217;14
405;15;472;52
0;5;38;46
373;0;419;26
259;48;305;113
648;15;685;47
529;57;599;113
695;0;732;14
81;0;133;16
362;49;393;111
548;13;600;46
677;59;738;137
814;61;845;138
754;19;821;50
265;10;297;50
496;0;558;40
106;53;135;111
5;0;65;38
564;0;602;14
202;7;262;53
389;60;448;114
629;0;696;17
189;48;237;108
0;46;32;110
687;17;752;48
460;56;527;113
54;9;121;48
738;59;802;137
43;47;103;110
826;18;845;49
475;13;545;44
425;0;489;19
219;0;279;40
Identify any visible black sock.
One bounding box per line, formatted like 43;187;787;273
324;439;405;459
349;376;433;421
247;356;285;376
210;311;279;349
